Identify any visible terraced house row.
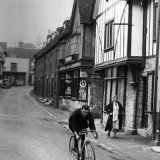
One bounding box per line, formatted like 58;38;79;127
34;0;160;146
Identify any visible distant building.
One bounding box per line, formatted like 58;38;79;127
1;42;38;86
3;57;30;86
0;43;7;82
0;46;6;81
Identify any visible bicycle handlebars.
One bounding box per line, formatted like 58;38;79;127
79;129;99;139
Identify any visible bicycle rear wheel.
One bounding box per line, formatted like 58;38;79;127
84;141;96;160
69;136;78;160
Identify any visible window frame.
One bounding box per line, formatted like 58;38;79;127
153;2;158;41
59;69;88;101
104;20;114;51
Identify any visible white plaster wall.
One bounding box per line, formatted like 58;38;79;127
3;57;30;85
131;1;143;56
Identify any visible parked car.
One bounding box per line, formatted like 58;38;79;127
0;79;11;89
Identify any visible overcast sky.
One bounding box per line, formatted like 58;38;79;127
0;0;74;48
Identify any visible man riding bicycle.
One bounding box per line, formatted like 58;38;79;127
69;104;97;153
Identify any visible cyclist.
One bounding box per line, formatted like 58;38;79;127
69;104;97;153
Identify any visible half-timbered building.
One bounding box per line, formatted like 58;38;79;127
94;0;160;145
58;0;103;115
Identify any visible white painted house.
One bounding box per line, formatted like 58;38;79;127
3;57;30;86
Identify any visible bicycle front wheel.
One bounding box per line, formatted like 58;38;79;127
84;141;96;160
69;136;78;160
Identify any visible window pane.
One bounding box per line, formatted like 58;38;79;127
106;80;111;104
118;66;125;77
65;72;72;96
105;68;112;78
105;20;114;49
11;63;17;71
112;67;117;77
79;79;87;100
72;77;78;98
65;79;72;96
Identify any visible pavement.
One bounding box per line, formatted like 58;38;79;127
1;87;160;160
27;91;160;160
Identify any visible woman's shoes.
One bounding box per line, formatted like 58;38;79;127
113;136;117;139
108;131;110;137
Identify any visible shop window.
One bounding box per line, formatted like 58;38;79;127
72;70;79;98
59;70;88;100
65;72;72;97
79;70;87;100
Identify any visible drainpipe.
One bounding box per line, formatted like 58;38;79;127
152;0;160;140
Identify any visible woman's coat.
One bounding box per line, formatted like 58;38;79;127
104;101;123;131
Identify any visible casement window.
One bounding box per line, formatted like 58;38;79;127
153;2;158;41
10;63;17;72
104;20;114;50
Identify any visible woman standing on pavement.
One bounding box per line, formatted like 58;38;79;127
104;95;123;138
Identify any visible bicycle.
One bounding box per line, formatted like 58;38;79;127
69;129;98;160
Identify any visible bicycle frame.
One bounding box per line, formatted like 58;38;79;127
69;129;98;160
77;129;98;160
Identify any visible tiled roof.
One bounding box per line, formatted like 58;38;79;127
34;0;96;60
34;23;71;60
7;47;38;60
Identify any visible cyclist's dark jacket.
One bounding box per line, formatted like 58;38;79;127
69;108;96;133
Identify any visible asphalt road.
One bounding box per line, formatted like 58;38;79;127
0;86;72;160
0;86;134;160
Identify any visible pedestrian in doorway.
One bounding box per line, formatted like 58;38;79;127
104;95;123;138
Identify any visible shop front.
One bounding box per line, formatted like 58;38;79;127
59;69;88;111
3;72;26;86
